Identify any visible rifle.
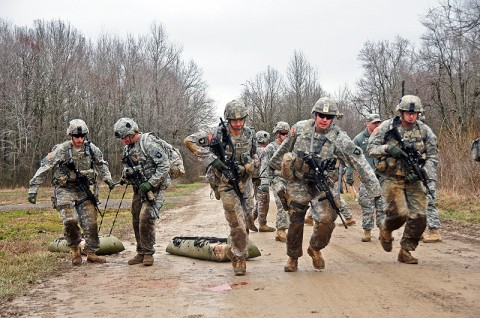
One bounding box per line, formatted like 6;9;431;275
298;151;347;229
65;148;104;218
209;118;248;214
389;117;435;199
122;153;160;218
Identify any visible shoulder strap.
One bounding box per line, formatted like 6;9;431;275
139;132;151;157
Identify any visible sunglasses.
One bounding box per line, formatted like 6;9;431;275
279;132;289;136
71;134;86;138
316;113;335;120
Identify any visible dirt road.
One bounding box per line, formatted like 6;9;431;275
2;185;480;317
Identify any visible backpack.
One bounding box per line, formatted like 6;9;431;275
472;139;480;162
140;133;185;179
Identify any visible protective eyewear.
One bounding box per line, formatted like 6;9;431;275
71;133;86;138
317;113;335;120
279;131;289;136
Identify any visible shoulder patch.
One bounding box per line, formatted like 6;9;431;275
353;147;362;156
199;137;207;145
155;151;163;159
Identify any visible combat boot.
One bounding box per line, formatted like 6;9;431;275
361;229;372;242
423;228;442;243
304;215;314;226
87;253;106;264
397;248;418;264
258;224;276;232
128;254;144;265
307;246;325;269
379;228;393;252
345;216;356;226
275;229;287;243
70;246;82;266
247;215;258;232
233;259;246;276
143;254;154;266
284;257;298;272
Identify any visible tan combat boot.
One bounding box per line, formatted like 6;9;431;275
304;215;314;226
143;254;154;266
423;228;442;243
307;246;325;269
87;253;106;264
378;228;393;252
128;254;144;265
284;257;298;272
233;259;246;276
247;215;258;232
361;229;372;242
70;246;82;266
345;216;356;226
275;229;287;243
398;248;418;264
258;224;276;232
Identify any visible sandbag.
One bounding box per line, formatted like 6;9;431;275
166;236;261;262
48;234;125;255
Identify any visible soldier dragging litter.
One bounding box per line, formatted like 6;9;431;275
28;119;115;266
184;99;257;276
269;97;382;272
114;118;171;266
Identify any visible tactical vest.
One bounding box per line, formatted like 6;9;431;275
54;141;96;186
212;125;256;167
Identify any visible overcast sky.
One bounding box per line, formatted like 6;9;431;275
1;0;438;113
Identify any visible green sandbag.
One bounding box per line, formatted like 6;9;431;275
48;234;125;255
165;236;261;262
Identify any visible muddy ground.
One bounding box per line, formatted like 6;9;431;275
1;185;480;318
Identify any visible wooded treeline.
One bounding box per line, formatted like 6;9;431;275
0;19;216;186
0;0;479;195
240;0;480;195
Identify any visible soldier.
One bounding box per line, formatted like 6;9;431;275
346;114;386;242
269;97;382;272
253;130;275;232
114;118;171;266
260;121;291;242
367;95;439;264
28;119;115;266
184;99;257;276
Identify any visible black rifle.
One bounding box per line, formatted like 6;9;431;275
65;148;104;218
209;118;248;214
389;117;435;199
298;151;347;229
122;153;160;218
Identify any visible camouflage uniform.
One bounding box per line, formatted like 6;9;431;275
346;115;386;232
184;100;256;275
252;131;270;226
28;120;113;260
260;137;290;231
115;118;171;262
367;95;439;263
270;98;381;271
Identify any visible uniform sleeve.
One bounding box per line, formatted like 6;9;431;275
422;126;439;181
90;143;113;183
259;145;273;182
184;127;218;168
335;133;382;198
28;144;64;194
145;137;170;188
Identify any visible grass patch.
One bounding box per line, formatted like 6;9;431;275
0;182;205;300
437;191;480;224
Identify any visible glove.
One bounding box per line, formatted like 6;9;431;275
138;182;153;195
211;158;228;172
105;179;115;190
28;193;37;204
346;176;354;186
388;144;408;159
405;172;419;182
260;184;269;192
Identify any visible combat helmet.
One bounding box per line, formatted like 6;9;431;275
67;119;89;136
311;97;339;116
114;118;139;138
224;100;248;120
395;95;423;113
273;121;290;134
256;130;270;144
